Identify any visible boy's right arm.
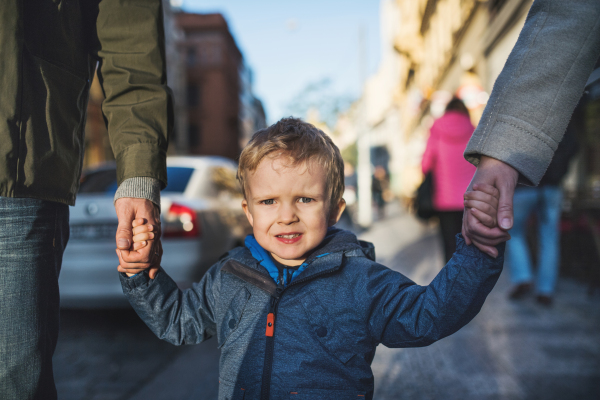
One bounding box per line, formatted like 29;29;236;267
119;264;218;346
366;234;504;348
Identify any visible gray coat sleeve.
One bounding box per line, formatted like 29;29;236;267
464;0;600;185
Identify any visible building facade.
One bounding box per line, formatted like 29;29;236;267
391;0;534;198
176;12;266;160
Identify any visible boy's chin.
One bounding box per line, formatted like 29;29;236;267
271;251;306;266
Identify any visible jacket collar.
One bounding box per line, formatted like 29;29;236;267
241;228;367;286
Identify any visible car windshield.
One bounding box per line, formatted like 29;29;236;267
79;166;195;194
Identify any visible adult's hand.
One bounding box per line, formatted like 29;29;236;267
462;155;519;257
115;197;161;279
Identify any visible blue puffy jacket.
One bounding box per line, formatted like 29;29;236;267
120;228;504;399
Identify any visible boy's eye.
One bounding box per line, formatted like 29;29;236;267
261;199;275;205
298;197;313;204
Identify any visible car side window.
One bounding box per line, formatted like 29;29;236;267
78;169;118;193
210;166;243;200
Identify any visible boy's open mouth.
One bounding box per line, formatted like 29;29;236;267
275;233;303;244
276;233;301;239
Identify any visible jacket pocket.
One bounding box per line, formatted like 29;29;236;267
218;287;251;348
288;388;367;399
20;53;89;202
299;289;356;364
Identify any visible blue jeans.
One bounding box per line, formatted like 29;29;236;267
0;197;69;400
506;186;562;295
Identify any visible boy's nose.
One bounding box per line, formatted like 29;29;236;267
278;204;299;224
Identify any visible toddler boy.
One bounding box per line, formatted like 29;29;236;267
120;117;505;400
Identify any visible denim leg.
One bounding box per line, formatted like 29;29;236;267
536;186;563;295
506;188;538;285
0;197;69;400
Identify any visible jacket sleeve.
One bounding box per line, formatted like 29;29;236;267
464;0;600;185
367;235;504;348
94;0;173;188
421;126;437;174
120;265;219;346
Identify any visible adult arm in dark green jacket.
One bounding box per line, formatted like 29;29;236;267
94;0;173;276
0;0;172;275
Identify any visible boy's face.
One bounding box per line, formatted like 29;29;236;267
242;155;345;266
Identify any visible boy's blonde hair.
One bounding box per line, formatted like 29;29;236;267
237;117;345;209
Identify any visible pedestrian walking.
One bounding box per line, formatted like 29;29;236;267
0;2;172;398
372;165;389;219
507;127;578;305
422;98;476;262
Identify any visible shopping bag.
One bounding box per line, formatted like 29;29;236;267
415;172;435;220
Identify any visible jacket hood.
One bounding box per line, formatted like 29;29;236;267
244;227;374;286
432;111;474;143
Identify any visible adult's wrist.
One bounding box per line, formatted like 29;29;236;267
114;177;161;210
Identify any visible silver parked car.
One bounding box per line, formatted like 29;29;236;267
59;156;251;308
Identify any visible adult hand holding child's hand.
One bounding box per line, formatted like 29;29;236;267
115;198;161;279
462;156;518;257
117;217;163;277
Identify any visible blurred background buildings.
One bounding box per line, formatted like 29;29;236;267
333;0;537;202
81;0;600;231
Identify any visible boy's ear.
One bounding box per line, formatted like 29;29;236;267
241;199;254;227
328;199;346;227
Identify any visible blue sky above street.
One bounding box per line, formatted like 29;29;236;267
181;0;381;123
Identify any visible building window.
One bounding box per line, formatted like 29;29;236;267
187;84;200;107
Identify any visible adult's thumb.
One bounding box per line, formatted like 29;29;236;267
116;221;132;250
497;185;515;230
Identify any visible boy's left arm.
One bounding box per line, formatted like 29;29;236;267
366;235;505;348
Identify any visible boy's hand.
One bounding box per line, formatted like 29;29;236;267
463;183;500;228
462;183;510;257
117;218;162;278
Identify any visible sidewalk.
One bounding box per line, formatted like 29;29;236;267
129;205;600;399
366;206;600;400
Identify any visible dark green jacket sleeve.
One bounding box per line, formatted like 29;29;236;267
95;0;172;188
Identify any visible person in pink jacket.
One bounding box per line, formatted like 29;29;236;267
422;98;476;262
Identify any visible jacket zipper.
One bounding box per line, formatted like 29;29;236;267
258;267;340;399
260;284;283;400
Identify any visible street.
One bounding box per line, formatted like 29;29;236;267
54;206;600;399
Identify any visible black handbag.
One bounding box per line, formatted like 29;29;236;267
415;172;435;220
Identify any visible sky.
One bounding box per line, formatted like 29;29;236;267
180;0;382;123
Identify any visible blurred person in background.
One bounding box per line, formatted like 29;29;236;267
422;98;476;263
506;125;578;306
372;166;389;219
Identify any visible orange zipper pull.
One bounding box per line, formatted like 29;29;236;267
265;313;275;336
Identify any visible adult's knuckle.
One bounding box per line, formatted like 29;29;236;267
117;226;132;235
